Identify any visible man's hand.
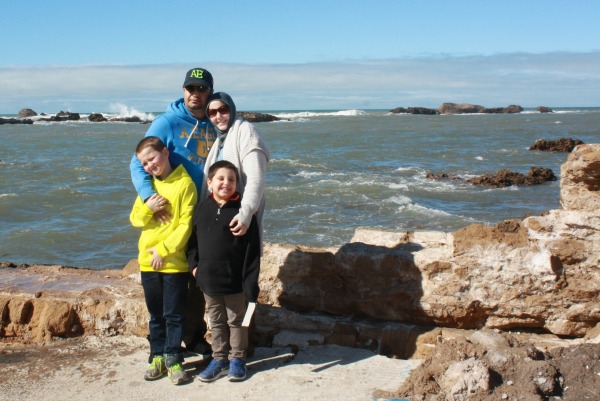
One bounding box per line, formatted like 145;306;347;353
147;248;164;271
146;194;172;223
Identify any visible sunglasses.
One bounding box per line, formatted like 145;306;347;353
208;104;230;118
185;85;210;93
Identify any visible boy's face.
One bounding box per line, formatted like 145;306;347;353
136;146;169;179
207;167;237;203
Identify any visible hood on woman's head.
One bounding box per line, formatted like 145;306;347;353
206;92;237;133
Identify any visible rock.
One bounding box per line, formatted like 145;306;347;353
438;103;523;114
529;138;584;152
439;358;490;399
39;111;81;122
407;107;439;115
238;112;282;122
439;102;485;114
466;167;556;187
88;113;108;122
390;107;438;115
386;330;599;401
501;104;524;113
109;116;144;123
559;143;600;212
0;118;34;125
425;171;460;181
18;108;37;117
426;168;557;187
537;106;553;113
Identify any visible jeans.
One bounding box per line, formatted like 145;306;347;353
141;271;188;365
205;292;248;360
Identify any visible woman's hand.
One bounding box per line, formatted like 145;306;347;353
229;218;248;236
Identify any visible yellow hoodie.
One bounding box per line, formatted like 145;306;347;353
130;164;197;273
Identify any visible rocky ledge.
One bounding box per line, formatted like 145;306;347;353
390;103;554;115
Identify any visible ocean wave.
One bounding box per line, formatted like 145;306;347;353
290;171;324;178
273;109;365;119
108;103;155;121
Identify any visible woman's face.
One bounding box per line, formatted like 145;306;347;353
207;100;231;132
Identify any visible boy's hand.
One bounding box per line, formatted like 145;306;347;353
191;267;197;278
147;248;164;271
230;218;248;236
152;208;173;223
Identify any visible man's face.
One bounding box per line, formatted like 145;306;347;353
183;85;212;118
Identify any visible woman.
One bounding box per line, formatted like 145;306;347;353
203;92;270;240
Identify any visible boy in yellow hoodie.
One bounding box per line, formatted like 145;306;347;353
130;136;197;385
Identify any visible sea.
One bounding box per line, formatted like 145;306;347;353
1;107;599;270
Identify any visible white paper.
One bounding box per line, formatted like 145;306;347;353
242;302;256;327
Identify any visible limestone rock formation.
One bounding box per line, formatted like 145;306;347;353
258;145;599;337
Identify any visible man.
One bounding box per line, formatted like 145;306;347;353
130;67;216;355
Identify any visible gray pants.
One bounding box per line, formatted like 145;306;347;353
204;292;248;361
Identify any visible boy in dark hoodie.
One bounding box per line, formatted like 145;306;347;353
187;160;261;382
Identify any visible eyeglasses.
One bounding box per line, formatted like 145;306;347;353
208;104;230;118
185;85;210;93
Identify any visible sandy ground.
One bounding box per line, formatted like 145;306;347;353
0;335;421;401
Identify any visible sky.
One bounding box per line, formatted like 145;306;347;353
1;0;599;114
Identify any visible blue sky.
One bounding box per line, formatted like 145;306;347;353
1;0;599;113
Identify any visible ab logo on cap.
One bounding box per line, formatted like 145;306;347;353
190;69;205;79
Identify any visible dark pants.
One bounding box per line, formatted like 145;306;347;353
182;274;209;350
141;271;188;366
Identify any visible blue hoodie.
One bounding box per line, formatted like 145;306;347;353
130;98;217;201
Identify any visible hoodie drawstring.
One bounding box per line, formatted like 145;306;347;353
184;120;199;148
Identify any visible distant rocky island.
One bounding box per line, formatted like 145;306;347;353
0;108;284;125
390;102;553;115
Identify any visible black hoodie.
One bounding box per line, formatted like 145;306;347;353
186;193;260;302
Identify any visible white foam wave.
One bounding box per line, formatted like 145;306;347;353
389;183;409;190
291;171;324;178
108;103;155;121
273;109;365;119
386;195;413;206
271;158;324;169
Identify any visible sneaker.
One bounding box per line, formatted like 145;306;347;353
198;359;229;382
144;355;167;381
167;362;191;385
228;358;247;382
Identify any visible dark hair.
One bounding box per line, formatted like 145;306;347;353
207;160;239;182
135;136;166;154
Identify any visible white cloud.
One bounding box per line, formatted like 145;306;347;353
1;52;599;114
